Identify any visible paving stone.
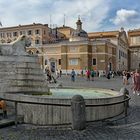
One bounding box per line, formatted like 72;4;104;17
0;76;139;140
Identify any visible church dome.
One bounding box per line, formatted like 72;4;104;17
71;29;88;38
69;18;89;42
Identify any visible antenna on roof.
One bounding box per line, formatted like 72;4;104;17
49;14;52;34
49;14;52;28
63;14;66;27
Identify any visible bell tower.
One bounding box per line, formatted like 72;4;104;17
76;16;82;31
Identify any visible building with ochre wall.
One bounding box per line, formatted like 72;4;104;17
1;19;130;74
0;23;65;46
27;18;117;75
88;27;129;71
128;29;140;70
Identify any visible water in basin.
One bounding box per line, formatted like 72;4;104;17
50;88;118;99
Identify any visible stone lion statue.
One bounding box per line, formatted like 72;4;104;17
0;35;31;56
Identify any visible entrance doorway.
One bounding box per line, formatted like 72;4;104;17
109;63;112;71
50;61;56;73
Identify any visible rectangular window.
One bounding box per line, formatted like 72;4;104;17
0;33;2;38
35;29;40;34
13;32;18;37
58;59;61;65
131;36;140;45
28;30;32;35
69;59;78;65
92;58;96;65
35;40;40;44
1;32;5;38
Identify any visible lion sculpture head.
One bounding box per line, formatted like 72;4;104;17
0;35;31;56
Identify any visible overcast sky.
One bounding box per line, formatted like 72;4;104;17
0;0;140;32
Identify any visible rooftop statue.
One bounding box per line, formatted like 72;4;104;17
0;35;31;56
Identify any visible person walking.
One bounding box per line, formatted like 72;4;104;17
45;68;52;83
107;72;110;79
59;69;62;77
126;71;131;84
91;69;95;81
111;71;115;78
86;69;90;81
122;70;127;85
132;69;140;95
71;69;76;82
55;69;59;79
81;69;84;77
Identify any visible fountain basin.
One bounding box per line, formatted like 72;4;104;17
50;88;119;98
1;88;124;125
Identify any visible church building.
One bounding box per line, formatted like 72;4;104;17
27;18;117;75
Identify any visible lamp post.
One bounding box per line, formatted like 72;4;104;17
107;57;112;73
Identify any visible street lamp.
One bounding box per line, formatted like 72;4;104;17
107;57;112;72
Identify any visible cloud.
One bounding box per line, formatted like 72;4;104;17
111;9;139;25
47;0;111;32
0;0;111;32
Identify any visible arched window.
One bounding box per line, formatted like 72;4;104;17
36;50;39;54
92;59;96;65
28;50;34;55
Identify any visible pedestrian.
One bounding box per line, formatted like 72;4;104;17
122;70;127;85
0;100;7;118
126;71;131;84
86;69;90;81
91;69;95;81
112;71;115;78
56;69;59;79
97;71;99;77
71;69;76;82
107;72;110;79
59;69;62;77
45;67;52;83
132;68;140;95
81;69;84;77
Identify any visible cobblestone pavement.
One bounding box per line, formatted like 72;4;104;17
0;76;140;140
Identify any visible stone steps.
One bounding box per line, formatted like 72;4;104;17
0;55;49;94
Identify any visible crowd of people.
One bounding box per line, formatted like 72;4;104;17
45;67;140;96
122;69;140;96
132;69;140;95
71;68;140;96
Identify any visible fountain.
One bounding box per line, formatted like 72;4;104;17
0;35;49;95
0;36;125;126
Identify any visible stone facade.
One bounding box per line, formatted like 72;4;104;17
0;20;129;73
128;29;140;70
28;39;116;75
26;19;117;74
57;26;75;39
88;27;129;71
0;23;65;47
